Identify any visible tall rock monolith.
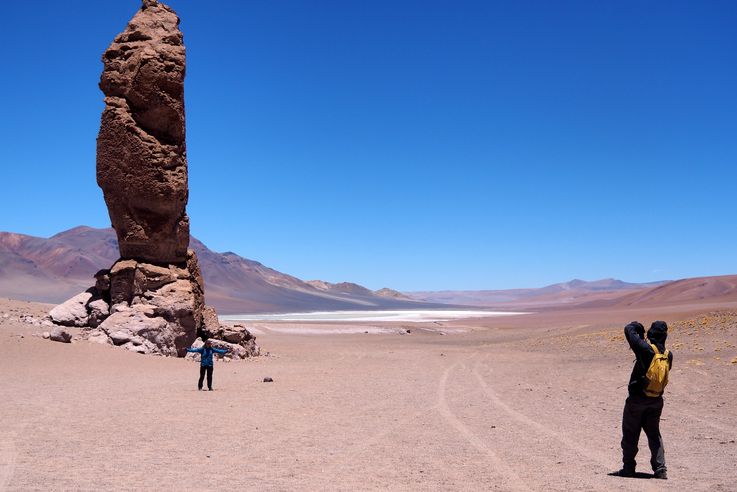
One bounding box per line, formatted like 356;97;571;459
97;0;188;264
48;0;259;359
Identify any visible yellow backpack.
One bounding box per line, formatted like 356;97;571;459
644;343;670;397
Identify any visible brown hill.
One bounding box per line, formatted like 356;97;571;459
0;226;437;314
408;275;737;311
406;278;667;308
584;274;737;308
374;288;411;300
305;282;412;301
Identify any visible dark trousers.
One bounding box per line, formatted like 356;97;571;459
621;394;666;472
198;365;213;390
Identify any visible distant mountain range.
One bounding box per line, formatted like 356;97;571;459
406;278;670;308
2;226;736;314
0;226;433;314
407;275;737;309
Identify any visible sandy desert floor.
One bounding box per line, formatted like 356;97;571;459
1;298;736;491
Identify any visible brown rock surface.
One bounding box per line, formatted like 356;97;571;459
97;0;189;264
46;1;258;359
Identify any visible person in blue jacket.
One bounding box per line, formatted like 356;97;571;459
186;339;229;391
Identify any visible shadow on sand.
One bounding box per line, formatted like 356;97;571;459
608;471;658;479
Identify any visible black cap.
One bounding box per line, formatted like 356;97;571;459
647;320;668;345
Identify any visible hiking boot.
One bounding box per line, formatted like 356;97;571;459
610;469;635;478
653;469;667;480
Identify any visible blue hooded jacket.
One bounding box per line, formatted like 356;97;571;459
186;345;228;366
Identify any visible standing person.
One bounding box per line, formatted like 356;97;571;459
186;339;229;391
613;321;673;479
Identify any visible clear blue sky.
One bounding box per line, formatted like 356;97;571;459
1;1;735;291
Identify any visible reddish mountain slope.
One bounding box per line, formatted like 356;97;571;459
408;276;737;310
0;226;436;313
407;278;667;308
587;275;737;308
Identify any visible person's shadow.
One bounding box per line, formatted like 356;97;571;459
607;471;656;479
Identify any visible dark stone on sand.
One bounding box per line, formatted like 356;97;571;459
50;327;72;343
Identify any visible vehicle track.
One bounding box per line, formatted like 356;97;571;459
436;359;530;492
0;434;17;490
473;358;612;470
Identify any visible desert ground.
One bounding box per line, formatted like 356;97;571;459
1;298;736;491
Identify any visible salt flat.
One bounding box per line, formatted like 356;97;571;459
220;309;527;323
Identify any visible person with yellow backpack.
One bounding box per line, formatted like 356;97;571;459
613;320;673;480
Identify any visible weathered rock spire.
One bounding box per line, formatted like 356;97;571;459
97;0;188;263
48;1;259;359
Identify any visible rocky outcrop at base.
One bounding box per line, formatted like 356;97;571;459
49;251;259;358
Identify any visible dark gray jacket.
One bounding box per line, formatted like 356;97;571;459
624;321;673;397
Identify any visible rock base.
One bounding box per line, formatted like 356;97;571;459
48;250;258;358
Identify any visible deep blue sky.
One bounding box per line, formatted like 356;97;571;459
1;1;735;291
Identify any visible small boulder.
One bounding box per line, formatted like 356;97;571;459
87;298;111;328
221;326;246;344
86;329;113;345
94;269;111;297
98;305;176;356
200;305;222;338
49;291;93;327
135;262;177;292
108;330;133;346
110;259;137;305
49;327;72;343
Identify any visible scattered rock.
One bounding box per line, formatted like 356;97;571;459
42;331;50;339
263;377;274;383
49;327;72;343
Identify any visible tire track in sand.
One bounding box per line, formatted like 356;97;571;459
472;358;664;491
473;358;611;469
0;435;17;490
437;359;530;492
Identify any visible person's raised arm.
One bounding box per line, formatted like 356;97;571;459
624;321;653;357
185;347;203;354
212;347;229;354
